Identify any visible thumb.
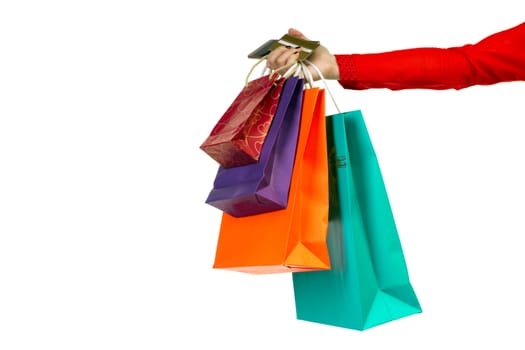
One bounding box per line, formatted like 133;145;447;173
288;28;308;40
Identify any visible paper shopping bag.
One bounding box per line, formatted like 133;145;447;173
212;88;330;274
205;77;304;217
200;74;285;168
292;110;422;330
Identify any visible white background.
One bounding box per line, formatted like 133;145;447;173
1;1;524;349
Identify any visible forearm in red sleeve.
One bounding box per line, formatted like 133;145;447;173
335;22;525;90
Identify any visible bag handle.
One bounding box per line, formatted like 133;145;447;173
245;55;278;86
268;59;341;113
303;59;341;114
244;56;338;104
271;61;316;89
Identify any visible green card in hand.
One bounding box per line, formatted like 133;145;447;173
248;34;320;61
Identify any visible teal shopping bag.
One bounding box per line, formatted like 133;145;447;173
292;110;422;330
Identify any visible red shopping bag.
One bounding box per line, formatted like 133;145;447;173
200;74;285;168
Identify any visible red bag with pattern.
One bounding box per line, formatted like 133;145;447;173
200;74;285;168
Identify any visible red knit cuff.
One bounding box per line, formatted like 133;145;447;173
335;54;358;89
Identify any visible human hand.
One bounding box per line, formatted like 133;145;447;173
266;28;340;81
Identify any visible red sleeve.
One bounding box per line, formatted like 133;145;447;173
335;21;525;90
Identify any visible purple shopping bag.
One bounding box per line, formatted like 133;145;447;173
205;76;304;217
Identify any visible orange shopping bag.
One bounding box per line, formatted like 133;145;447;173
212;87;330;274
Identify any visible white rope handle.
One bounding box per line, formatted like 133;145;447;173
245;56;342;113
281;62;299;79
298;61;315;88
274;61;315;88
304;59;341;114
245;55;274;86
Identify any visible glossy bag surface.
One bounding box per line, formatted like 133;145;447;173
212;88;330;274
200;75;284;168
292;110;422;330
205;77;304;217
